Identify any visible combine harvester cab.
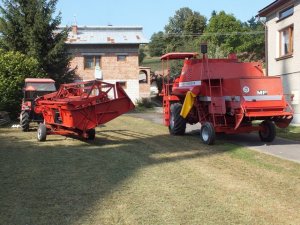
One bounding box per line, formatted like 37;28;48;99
160;46;293;145
34;80;135;141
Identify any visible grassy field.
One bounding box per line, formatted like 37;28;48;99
276;125;300;141
141;57;161;72
0;116;300;225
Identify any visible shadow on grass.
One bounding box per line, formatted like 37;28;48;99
0;127;229;225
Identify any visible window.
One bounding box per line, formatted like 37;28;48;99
279;6;294;20
279;25;293;57
84;56;101;69
117;55;127;61
118;81;127;89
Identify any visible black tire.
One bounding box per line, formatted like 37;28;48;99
37;123;47;142
259;120;276;142
86;128;96;140
169;103;186;135
20;111;30;132
200;122;216;145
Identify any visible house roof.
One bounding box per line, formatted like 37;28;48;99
58;26;149;45
258;0;293;17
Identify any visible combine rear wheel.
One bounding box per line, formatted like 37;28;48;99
259;120;276;142
200;122;215;145
20;110;30;132
37;123;47;142
169;103;186;135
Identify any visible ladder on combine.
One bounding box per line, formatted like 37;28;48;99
207;78;227;127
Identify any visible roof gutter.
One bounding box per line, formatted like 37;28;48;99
257;16;268;76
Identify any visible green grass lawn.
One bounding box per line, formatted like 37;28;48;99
141;57;161;72
0;116;300;225
276;125;300;141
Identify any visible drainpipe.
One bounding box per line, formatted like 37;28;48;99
258;16;268;76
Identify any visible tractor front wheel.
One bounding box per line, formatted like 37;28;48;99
200;122;216;145
259;120;276;142
169;103;186;135
20;110;30;132
37;123;47;142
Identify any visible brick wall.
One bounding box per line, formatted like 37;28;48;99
68;44;150;102
70;54;139;81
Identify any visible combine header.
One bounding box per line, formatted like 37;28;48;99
34;80;134;141
161;45;293;145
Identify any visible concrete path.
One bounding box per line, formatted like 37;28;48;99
129;112;300;163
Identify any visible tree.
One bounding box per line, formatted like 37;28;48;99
0;50;45;118
0;0;74;84
139;46;146;64
238;17;265;61
164;7;206;52
148;31;166;57
204;11;243;56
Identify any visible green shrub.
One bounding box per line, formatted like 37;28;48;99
136;98;154;108
0;50;45;118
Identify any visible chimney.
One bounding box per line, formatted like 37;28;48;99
72;25;78;35
72;15;78;35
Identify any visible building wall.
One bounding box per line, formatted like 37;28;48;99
105;79;140;102
68;44;149;102
266;0;300;123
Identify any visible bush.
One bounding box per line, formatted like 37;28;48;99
136;98;154;108
0;50;45;118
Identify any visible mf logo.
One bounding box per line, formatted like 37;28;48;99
257;90;268;95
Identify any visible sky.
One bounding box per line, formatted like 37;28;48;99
56;0;274;39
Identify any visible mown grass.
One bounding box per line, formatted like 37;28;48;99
0;116;299;225
276;125;300;141
141;57;161;71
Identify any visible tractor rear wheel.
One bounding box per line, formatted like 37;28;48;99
37;123;47;142
20;111;30;132
169;103;186;135
259;120;276;142
200;122;216;145
86;128;96;140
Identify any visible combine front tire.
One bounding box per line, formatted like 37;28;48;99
169;103;186;135
37;124;47;142
259;120;276;142
20;111;30;132
200;122;216;145
86;128;96;140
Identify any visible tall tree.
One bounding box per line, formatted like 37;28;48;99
164;7;206;52
148;31;166;57
204;11;243;56
0;0;73;84
238;17;265;61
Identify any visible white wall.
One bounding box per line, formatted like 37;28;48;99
266;0;300;123
104;79;140;104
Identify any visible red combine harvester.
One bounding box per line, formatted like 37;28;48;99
161;46;293;145
34;80;135;141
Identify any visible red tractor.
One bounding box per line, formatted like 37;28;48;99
20;78;56;131
161;46;293;145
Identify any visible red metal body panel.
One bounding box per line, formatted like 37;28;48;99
35;80;135;138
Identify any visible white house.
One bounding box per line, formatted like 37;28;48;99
258;0;300;123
